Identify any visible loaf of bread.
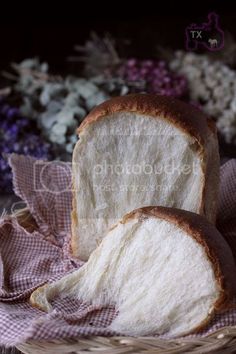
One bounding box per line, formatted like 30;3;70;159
71;94;219;260
30;206;236;337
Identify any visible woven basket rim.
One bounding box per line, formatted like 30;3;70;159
10;209;236;353
16;326;236;354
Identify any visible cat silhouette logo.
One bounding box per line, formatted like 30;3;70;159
185;12;224;51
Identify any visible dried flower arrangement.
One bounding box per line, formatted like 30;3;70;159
1;33;236;193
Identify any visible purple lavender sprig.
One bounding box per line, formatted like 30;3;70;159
0;98;52;193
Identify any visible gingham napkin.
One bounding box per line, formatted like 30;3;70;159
0;153;236;347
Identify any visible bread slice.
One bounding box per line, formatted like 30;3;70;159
71;94;219;260
30;207;236;338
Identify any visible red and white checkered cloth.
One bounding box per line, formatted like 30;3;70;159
0;153;236;347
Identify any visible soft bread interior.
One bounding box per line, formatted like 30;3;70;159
73;112;203;260
30;215;220;337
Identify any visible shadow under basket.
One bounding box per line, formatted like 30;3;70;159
12;209;236;354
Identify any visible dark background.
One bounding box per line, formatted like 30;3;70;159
0;1;236;73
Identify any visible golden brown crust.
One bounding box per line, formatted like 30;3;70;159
207;116;217;134
202;124;220;224
78;94;210;148
71;147;80;256
29;284;48;312
123;206;236;316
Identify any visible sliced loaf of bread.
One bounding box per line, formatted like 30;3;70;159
30;207;236;337
71;94;219;260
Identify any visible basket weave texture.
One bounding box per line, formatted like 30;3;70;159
16;327;236;354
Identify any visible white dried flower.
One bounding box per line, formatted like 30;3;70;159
230;98;236;112
13;58;112;157
65;142;74;153
86;91;110;110
50;123;67;144
170;52;236;144
65;77;99;99
40;83;65;106
18;58;42;70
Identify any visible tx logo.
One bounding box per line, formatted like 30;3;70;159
185;12;224;51
190;31;202;39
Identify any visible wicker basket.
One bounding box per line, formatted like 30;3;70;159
15;328;236;354
10;209;236;354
